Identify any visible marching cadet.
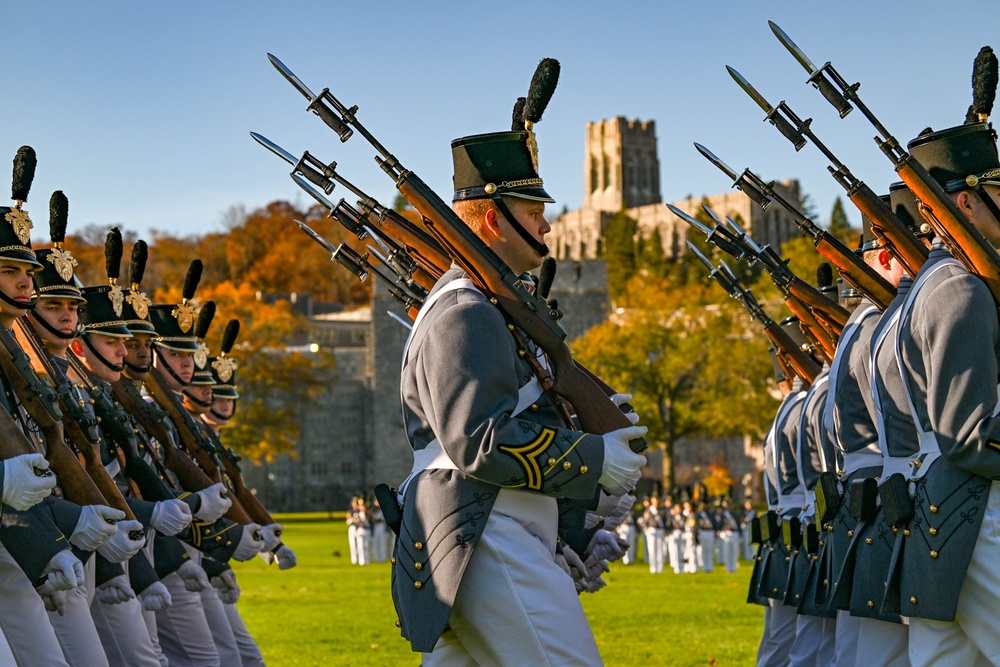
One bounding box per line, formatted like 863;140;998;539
615;503;638;565
667;502;686;573
639;495;666;573
346;497;369;566
369;499;388;563
871;102;1000;664
754;330;809;667
390;61;646;663
694;502;715;573
28;220;166;667
824;214;910;667
715;500;739;573
741;499;757;561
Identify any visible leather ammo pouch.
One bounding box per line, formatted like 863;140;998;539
878;473;914;526
848;478;879;522
805;522;819;554
782;516;802;548
750;516;762;544
759;510;779;542
373;483;403;536
814;471;842;524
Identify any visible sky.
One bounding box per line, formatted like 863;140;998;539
2;1;997;242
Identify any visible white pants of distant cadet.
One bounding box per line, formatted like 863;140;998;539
351;527;370;566
788;615;835;667
157;568;221;667
200;586;244;667
668;531;684;574
616;524;637;565
223;601;266;667
645;528;664;573
854;616;908;667
424;492;602;666
347;525;357;564
683;531;698;573
0;542;70;666
90;556;160;667
757;600;797;667
743;528;755;561
697;530;716;573
48;555;111;667
909;481;1000;667
717;530;738;573
372;523;388;563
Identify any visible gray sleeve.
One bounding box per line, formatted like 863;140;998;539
778;400;804;496
414;298;604;499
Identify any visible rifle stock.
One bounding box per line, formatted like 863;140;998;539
845;181;928;278
784;295;835;362
207;430;276;527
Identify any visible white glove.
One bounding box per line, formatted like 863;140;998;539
97;520;145;562
604;493;637;531
211;569;240;604
584;555;610;581
39;589;68;615
260;523;284;551
275;545;297;570
40;549;84;591
2;453;56;510
138;581;171;611
587;529;627;562
610;393;641;425
151;499;193;536
193;483;232;523
96;574;135;605
69;505;123;551
177;560;209;592
561;545;587;582
231;523;264;561
598;426;647;495
581;575;607;594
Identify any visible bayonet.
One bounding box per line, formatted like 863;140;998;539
367;231;392;256
666;204;711;236
250;132;297;166
294;219;338;255
331;244;369;282
267;53;316;101
387;311;413;330
768;21;818;75
727;66;775;116
367;244;390;267
291;173;337;211
694;143;739;182
693;143;772;209
668;204;744;259
726;66;806;150
767;22;854;118
686;240;715;272
701;204;724;227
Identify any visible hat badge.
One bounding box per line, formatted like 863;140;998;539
5;207;32;245
47;248;78;282
126;289;151;319
212;356;237;383
194;342;209;370
108;284;125;317
173;301;199;333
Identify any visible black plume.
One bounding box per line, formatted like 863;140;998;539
11;146;37;202
816;262;833;288
523;58;560;124
129;240;148;286
967;46;999;123
194;301;215;340
511;97;527;131
49;191;68;243
105;227;123;281
538;257;557;299
182;260;203;301
221;319;240;354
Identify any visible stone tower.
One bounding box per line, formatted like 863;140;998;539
584;117;661;212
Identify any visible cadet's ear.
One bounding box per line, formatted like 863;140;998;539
483;207;501;238
955;190;975;216
877;248;893;270
69;338;85;357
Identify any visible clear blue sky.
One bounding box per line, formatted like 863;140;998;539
2;1;995;241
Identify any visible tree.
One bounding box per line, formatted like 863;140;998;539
828;196;856;246
603;210;638;302
639;227;669;279
392;194;412;213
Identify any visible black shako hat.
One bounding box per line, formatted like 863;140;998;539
151;259;202;352
908;122;1000;192
451;132;555;203
209;319;240;399
0;147;43;269
79;285;132;337
33;192;84;301
121;240;155;336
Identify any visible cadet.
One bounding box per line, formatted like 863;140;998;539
390;66;646;663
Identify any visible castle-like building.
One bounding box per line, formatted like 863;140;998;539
547;117;803;262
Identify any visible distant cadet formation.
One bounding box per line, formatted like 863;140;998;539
674;24;1000;667
0;147;295;666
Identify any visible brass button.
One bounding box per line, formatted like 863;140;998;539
867;601;874;608
930;550;938;559
929;527;938;536
823;579;829;586
414;562;423;570
489;298;498;305
904;529;911;536
847;530;854;538
414;582;422;590
563;461;572;470
395;620;401;628
547;458;556;467
930;505;938;513
215;536;222;542
517;349;526;358
910;596;918;605
865;538;873;545
785;557;790;562
769;547;775;553
892;526;898;534
205;529;212;535
415;542;424;550
390;557;396;565
507;324;515;331
530;404;538;411
226;541;232;546
794;594;800;600
772;588;778;594
579;466;588;474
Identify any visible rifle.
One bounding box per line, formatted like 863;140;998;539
295;219;424;318
251;132;450;282
142;365;256;524
727;66;929;279
693;143;896;309
769;22;1000;307
669;202;849;334
65;353;178;503
267;55;647;453
0;323;122;511
688;242;821;384
202;426;275;527
12;318;142;520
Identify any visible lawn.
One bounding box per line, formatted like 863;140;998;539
234;514;764;666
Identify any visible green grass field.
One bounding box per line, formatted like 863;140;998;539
234;514;764;666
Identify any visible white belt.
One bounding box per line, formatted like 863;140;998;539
841;449;882;477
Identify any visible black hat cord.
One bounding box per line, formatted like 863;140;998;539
0;288;36;312
81;333;125;373
182;387;214;409
490;194;550;258
154;345;191;388
27;309;78;340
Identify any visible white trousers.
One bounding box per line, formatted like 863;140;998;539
856;617;909;667
141;606;169;667
717;531;739;572
223;602;266;667
91;594;161;667
644;529;664;573
372;524;388;563
48;555;110;667
0;543;69;667
200;586;243;667
682;531;698;573
351;528;370;566
347;525;357;563
834;610;861;667
0;629;14;667
616;525;637;565
698;531;716;573
757;600;797;667
908;481;1000;667
423;509;602;666
668;532;685;574
157;569;221;667
789;615;835;667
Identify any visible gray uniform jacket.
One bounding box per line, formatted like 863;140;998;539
393;268;606;652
